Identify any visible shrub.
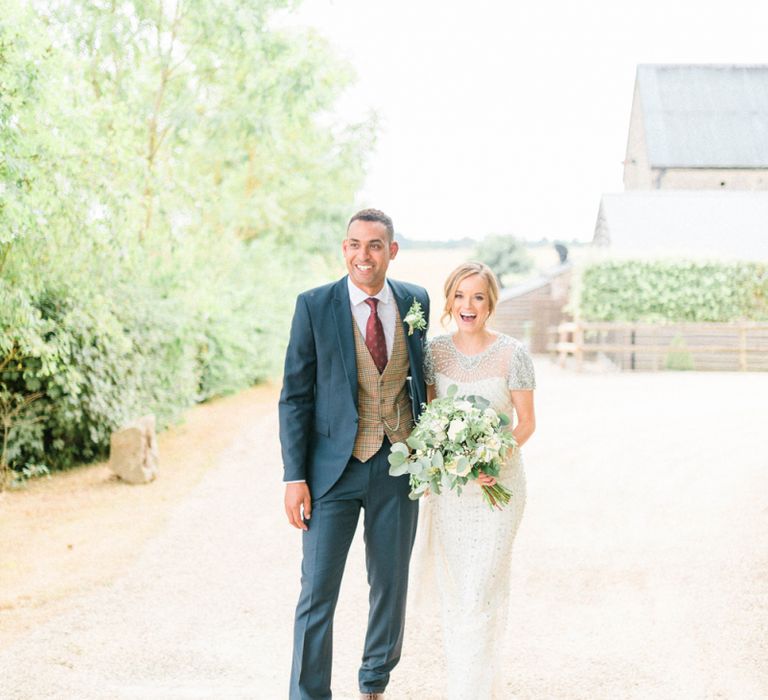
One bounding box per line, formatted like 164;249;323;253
578;260;768;322
0;238;326;477
473;235;533;286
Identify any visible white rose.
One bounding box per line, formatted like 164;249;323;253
486;435;501;452
447;419;467;442
431;419;447;435
475;445;491;462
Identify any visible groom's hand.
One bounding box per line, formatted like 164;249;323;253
285;482;312;531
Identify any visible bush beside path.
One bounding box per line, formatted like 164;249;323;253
1;363;766;699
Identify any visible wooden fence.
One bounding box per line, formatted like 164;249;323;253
495;265;572;354
550;321;768;371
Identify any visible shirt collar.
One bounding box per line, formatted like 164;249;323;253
347;277;392;306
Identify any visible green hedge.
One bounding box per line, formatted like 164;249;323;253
578;260;768;322
0;238;318;477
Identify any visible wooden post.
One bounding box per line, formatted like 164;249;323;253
558;324;568;367
575;323;584;372
549;321;768;373
739;324;748;371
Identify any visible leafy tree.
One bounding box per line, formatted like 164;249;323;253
473;234;533;286
0;0;372;478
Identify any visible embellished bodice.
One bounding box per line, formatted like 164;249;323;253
425;332;536;419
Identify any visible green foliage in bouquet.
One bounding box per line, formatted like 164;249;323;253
388;385;517;510
578;260;768;322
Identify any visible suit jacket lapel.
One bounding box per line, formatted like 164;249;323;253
332;277;358;406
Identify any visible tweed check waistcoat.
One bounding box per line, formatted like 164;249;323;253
352;304;413;462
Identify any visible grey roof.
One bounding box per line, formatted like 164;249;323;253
636;64;768;168
593;191;768;261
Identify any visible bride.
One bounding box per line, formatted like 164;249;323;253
421;261;536;699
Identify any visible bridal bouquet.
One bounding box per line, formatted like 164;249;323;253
388;384;517;509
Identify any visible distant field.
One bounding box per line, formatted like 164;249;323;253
390;247;473;329
328;241;573;331
393;244;567;330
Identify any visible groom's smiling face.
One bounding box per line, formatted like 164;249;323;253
343;220;399;295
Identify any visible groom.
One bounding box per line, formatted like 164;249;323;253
279;208;429;699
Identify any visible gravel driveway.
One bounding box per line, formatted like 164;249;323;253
1;361;766;699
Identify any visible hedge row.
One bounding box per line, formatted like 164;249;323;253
578;260;768;322
0;240;320;478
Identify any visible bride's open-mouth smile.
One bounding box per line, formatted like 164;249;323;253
450;273;491;333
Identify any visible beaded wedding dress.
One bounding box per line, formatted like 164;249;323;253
420;332;535;699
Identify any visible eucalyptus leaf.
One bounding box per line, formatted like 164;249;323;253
467;394;490;409
390;442;410;455
389;462;410;477
406;436;427;451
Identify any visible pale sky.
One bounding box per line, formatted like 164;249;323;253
282;0;768;241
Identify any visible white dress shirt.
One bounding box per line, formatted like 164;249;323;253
347;276;396;359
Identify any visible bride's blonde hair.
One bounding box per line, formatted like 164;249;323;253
441;261;500;326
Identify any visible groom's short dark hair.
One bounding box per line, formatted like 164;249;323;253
347;208;394;242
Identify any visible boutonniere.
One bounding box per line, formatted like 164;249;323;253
403;300;427;336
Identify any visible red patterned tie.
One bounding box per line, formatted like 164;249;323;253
364;297;388;373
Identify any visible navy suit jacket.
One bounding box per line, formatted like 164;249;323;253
278;276;430;500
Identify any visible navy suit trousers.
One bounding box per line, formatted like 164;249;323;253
289;440;419;699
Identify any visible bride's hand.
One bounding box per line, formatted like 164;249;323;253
476;470;497;487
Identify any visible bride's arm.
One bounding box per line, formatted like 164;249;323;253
510;389;535;448
426;383;436;403
478;391;534;487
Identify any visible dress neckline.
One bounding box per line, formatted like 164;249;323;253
449;332;502;359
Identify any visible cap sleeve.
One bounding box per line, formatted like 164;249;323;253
424;338;436;385
507;344;536;390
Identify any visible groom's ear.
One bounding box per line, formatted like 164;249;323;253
388;240;399;259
